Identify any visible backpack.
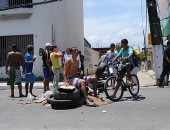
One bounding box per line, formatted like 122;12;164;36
132;48;140;67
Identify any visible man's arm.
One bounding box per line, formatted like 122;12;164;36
63;60;70;85
6;53;10;74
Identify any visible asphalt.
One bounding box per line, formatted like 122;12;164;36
0;70;170;130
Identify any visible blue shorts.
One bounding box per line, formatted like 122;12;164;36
25;73;36;83
43;67;52;78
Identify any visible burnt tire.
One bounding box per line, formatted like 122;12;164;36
47;97;78;109
53;87;80;101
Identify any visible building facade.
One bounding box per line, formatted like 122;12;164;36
0;0;85;79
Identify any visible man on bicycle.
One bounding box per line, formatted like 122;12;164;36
112;39;134;83
103;43;118;77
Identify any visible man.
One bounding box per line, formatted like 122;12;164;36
24;45;36;97
6;44;24;97
113;39;134;82
158;40;170;87
104;43;118;77
63;47;98;106
50;45;63;86
78;51;85;75
42;43;53;92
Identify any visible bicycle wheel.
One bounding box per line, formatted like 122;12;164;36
128;74;140;97
104;76;124;102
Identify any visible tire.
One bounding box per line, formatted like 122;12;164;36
104;76;124;102
53;87;80;101
128;74;140;97
47;97;78;109
95;62;107;77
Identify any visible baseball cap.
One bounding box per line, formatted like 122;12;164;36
45;43;52;47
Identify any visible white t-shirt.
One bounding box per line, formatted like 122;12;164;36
105;50;118;63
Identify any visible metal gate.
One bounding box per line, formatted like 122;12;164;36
0;34;34;66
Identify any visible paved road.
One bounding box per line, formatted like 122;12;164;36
0;71;170;130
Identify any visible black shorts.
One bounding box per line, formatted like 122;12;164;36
121;64;134;74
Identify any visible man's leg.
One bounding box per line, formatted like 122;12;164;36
89;77;98;97
10;85;14;97
18;83;24;97
159;66;168;86
126;63;131;81
44;78;50;92
25;83;29;96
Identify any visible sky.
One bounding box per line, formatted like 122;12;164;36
83;0;148;49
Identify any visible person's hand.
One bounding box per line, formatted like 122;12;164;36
6;70;9;75
64;82;70;86
22;71;25;75
33;55;36;62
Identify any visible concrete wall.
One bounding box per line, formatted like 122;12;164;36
84;46;100;75
0;0;84;78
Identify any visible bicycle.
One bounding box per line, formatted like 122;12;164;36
104;62;140;102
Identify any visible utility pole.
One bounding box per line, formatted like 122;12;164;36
146;0;163;84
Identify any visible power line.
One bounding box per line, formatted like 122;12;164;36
0;0;62;11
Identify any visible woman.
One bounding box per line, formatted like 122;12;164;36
50;45;63;86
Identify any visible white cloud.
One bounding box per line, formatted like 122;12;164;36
83;0;147;49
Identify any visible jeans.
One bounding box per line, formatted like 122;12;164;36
159;65;170;85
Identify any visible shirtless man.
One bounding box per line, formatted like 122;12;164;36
63;47;98;106
6;44;24;97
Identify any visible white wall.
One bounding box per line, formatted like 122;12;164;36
84;46;100;75
0;0;84;78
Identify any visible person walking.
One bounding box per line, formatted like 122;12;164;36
158;40;170;87
6;44;25;97
24;45;36;97
50;45;63;86
42;43;53;92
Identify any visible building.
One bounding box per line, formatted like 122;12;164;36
0;0;85;79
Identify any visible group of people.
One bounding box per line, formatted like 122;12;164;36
5;43;99;106
100;39;136;83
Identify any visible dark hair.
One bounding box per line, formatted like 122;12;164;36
27;45;33;52
167;40;170;46
66;48;70;51
70;47;78;52
52;45;58;51
11;44;17;50
110;43;115;47
121;39;128;44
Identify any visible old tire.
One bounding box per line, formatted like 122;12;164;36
47;97;78;109
53;87;80;101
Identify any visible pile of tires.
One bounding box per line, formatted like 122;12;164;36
47;86;80;109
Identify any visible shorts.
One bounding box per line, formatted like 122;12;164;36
7;67;22;85
25;73;36;83
43;67;52;79
68;76;90;89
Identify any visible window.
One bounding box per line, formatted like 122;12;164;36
0;34;34;66
0;0;33;9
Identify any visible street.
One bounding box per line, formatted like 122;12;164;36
0;71;170;130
